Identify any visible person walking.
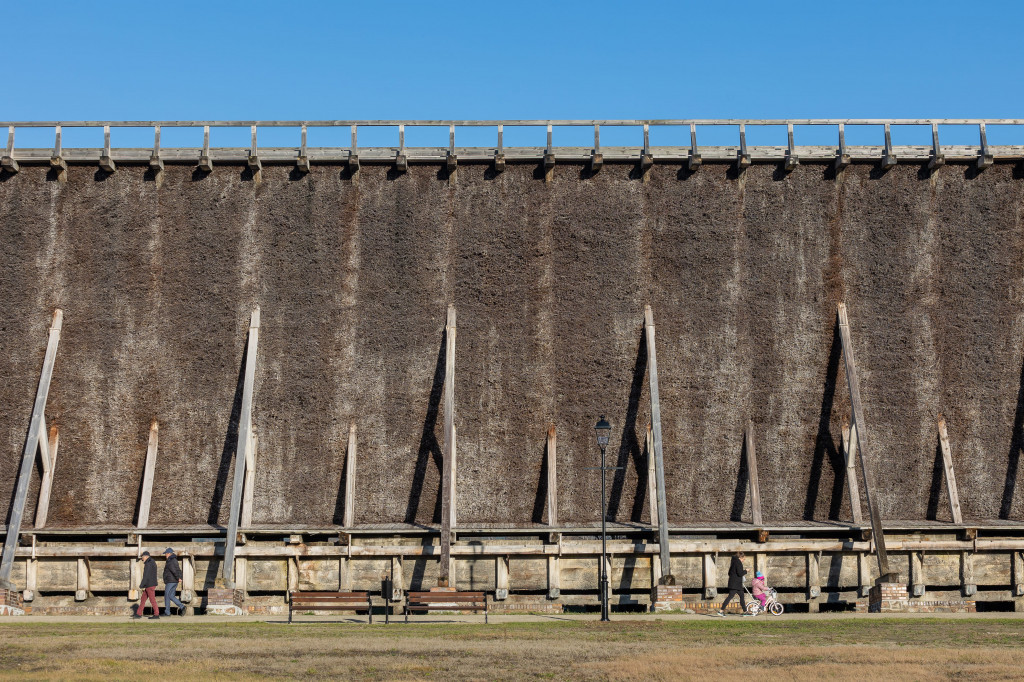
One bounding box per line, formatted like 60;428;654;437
163;548;186;617
718;551;748;616
133;551;159;619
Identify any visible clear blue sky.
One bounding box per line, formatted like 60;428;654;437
2;1;1021;149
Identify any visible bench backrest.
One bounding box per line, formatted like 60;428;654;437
290;591;370;603
406;591;486;603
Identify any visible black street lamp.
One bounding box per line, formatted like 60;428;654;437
595;415;612;622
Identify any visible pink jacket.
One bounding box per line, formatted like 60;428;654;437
752;576;767;596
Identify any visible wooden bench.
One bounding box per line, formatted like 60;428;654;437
288;591;374;624
404;591;489;623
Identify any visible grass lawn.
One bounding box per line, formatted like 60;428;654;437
2;618;1023;680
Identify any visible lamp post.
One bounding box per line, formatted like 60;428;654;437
595;415;612;622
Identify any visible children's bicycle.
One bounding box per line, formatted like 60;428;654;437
746;587;784;616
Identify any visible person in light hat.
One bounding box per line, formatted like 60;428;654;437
162;548;186;616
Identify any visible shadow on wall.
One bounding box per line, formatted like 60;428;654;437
207;334;249;528
607;332;648;523
1001;354;1024;519
804;319;848;521
405;329;447;525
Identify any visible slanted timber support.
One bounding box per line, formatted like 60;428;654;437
33;424;61;529
223;307;260;587
645;424;658;527
439;304;457;586
644;305;672;582
241;434;258;527
841;421;864;525
837;303;894;582
745;422;762;526
546;425;557;527
136;421;159;529
937;417;964;524
0;310;63;589
343;423;357;528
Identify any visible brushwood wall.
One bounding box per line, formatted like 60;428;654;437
2;161;1023;528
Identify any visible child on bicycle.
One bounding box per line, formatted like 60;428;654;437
752;570;768;610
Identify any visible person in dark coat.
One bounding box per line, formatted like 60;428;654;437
133;551;160;619
718;551;748;616
163;548;186;616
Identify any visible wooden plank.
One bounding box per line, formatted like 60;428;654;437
241;433;258;527
440;305;456;585
0;309;63;588
546;426;557;527
841;421;864;524
837;303;892;580
644;305;671;581
645;424;658;527
339;557;352;591
858;552;872;597
745;422;763;526
391;556;404;600
33;425;60;529
24;558;37;602
224;307;260;587
136;421;159;529
343;423;357;528
937;417;964;524
287;556;299;592
128;557;139;601
181;555;195;603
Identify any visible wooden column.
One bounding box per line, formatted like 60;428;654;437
645;305;672;581
841;421;864;524
1;309;63;588
1012;551;1024;598
24;558;38;602
75;558;90;601
34;424;61;529
241;434;258;527
547;555;561;599
837;303;893;581
702;553;718;599
857;552;872;597
181;555;195;604
339;557;353;591
287;556;299;593
343;423;357;528
937;417;964;524
910;551;926;597
128;557;140;601
439;305;456;586
391;556;404;601
745;422;763;526
546;425;557;527
224;307;260;587
495;556;510;600
136;421;159;529
961;551;977;596
646;424;658;527
807;552;821;603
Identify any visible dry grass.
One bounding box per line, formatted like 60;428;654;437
1;618;1022;680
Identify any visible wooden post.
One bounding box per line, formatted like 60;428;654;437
439;305;456;586
181;555;195;604
745;422;763;526
837;303;893;581
961;551;977;596
391;556;404;601
645;305;672;582
339;557;353;591
754;553;767;579
34;424;60;529
224;307;260;587
343;423;357;528
807;552;821;603
1012;551;1024;598
1;309;63;589
910;551;925;597
546;425;557;527
136;421;159;529
547;555;560;599
241;434;258;527
645;424;659;527
841;421;864;524
24;558;37;602
128;557;140;601
75;558;90;601
287;556;299;593
857;552;872;597
703;553;718;599
495;556;510;600
937;417;964;524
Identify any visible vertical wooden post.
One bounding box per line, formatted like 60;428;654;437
910;551;925;597
547;555;561;599
224;307;260;587
339;557;353;591
645;424;659;527
837;303;892;581
546;425;558;527
240;434;258;528
857;552;872;597
645;305;672;582
136;421;159;529
702;553;718;599
235;557;248;597
937;417;964;524
1012;551;1024;598
181;555;195;604
343;423;357;528
391;556;404;601
961;552;977;596
440;305;456;586
287;556;299;593
1;309;63;589
34;425;61;529
807;552;821;602
24;558;37;602
128;557;140;601
745;422;763;526
841;421;864;524
495;556;510;600
75;558;90;601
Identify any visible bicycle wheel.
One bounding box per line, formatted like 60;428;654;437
769;602;784;616
746;601;759;615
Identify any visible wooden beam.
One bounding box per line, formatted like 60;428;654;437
858;552;872;597
0;309;63;589
439;305;456;586
136;421;159;529
128;557;139;601
837;302;893;581
807;552;821;600
645;305;672;581
841;420;864;524
33;425;60;529
287;556;298;592
343;423;357;528
745;421;763;526
495;556;510;600
390;556;404;601
645;423;658;527
224;306;260;587
241;433;258;527
546;425;557;527
937;417;964;524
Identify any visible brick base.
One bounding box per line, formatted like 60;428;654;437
206;588;244;616
651;584;684;612
0;588;25;616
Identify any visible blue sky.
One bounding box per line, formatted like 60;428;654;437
2;1;1021;149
